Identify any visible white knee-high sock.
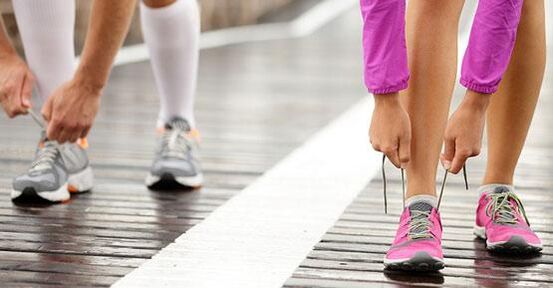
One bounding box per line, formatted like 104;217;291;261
140;0;200;128
12;0;76;103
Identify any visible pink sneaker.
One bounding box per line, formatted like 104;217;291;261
384;202;445;271
474;185;542;253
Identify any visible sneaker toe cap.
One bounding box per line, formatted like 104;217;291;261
386;239;443;260
12;173;59;192
487;225;541;246
151;158;199;177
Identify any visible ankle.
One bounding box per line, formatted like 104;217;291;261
483;172;514;186
405;195;438;208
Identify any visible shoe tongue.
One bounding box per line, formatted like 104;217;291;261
409;202;433;213
165;117;191;132
492;186;511;194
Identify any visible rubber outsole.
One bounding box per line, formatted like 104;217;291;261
11;167;94;204
146;172;203;190
474;226;542;255
11;185;69;204
487;236;542;254
384;252;444;272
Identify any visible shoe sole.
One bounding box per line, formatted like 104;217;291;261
11;167;94;203
145;172;203;189
474;225;542;254
384;251;444;272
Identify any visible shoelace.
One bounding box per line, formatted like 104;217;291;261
160;128;191;159
29;144;59;172
485;190;530;226
408;210;434;239
381;154;469;213
26;109;60;172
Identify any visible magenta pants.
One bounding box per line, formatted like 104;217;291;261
361;0;524;95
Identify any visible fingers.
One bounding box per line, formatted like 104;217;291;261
373;143;401;168
398;133;411;169
20;72;34;109
450;149;468;174
41;97;53;123
80;126;91;139
444;137;480;174
441;137;455;171
1;73;28;118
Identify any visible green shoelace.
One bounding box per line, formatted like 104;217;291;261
486;190;530;226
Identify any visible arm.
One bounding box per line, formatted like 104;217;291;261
442;0;524;174
0;16;34;118
361;0;411;168
42;0;136;143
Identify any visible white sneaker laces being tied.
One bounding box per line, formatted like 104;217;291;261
26;109;61;172
381;154;469;213
29;143;59;172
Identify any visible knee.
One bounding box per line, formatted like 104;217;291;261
521;0;544;13
142;0;177;8
411;0;465;19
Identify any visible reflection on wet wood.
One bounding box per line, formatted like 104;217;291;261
0;6;364;287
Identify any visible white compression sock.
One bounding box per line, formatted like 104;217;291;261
140;0;200;128
12;0;76;102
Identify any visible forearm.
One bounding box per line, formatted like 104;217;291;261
0;17;17;57
361;0;409;95
75;0;136;92
460;0;524;94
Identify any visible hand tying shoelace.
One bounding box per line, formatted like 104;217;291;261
381;154;469;213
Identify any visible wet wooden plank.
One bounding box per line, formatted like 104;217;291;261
0;5;366;287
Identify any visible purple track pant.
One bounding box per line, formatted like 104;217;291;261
361;0;524;95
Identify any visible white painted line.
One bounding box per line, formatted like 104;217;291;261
112;0;357;66
112;98;381;288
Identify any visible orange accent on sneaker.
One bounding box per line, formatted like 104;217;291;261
157;127;166;133
67;184;79;193
77;138;89;149
188;129;201;142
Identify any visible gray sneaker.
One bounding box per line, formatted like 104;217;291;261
12;135;94;203
146;117;203;188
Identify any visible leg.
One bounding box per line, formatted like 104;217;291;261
402;0;465;198
483;0;546;185
142;0;203;189
473;0;545;254
12;0;76;102
140;0;200;128
10;1;93;204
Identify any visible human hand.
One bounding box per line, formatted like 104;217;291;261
441;91;491;174
0;53;34;118
42;77;102;143
369;93;411;168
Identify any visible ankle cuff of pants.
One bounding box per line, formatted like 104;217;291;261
367;81;408;95
460;78;498;94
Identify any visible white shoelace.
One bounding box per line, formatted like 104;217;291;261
160;129;191;159
29;143;59;172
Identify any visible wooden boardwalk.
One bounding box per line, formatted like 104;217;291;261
0;3;552;287
285;8;553;288
0;4;364;287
